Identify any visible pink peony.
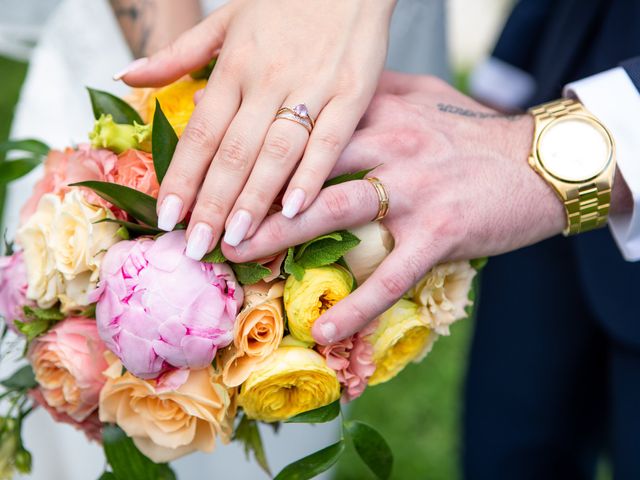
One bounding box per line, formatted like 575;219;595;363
0;252;30;330
107;149;160;198
93;230;243;379
20;145;120;223
29;317;108;423
317;321;377;402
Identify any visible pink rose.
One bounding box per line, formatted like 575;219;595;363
29;317;108;423
93;230;243;379
107;149;160;198
317;321;377;402
0;252;30;330
20;145;118;223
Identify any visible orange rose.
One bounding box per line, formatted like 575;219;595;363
109;149;160;198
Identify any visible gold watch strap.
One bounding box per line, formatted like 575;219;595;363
529;99;612;236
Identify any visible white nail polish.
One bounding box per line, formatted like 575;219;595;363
320;323;337;343
113;57;149;81
224;210;252;247
157;194;183;231
186;223;214;260
282;188;306;219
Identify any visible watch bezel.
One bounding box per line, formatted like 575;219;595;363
535;114;614;184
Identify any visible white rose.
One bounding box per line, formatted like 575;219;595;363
343;222;394;284
17;190;120;312
407;261;477;336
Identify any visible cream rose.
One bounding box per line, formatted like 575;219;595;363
99;356;236;463
220;281;285;387
17;190;119;312
407;261;476;336
343;222;394;284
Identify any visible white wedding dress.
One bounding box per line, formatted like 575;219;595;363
0;0;448;479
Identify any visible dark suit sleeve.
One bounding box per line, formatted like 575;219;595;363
620;57;640;94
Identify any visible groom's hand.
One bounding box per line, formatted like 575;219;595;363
223;72;630;344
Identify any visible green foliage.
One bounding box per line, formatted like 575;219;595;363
102;425;176;480
0;138;50;184
190;58;217;80
285;400;341;424
14;306;65;342
87;87;143;125
230;262;271;285
284;231;360;280
151;100;178;184
470;257;488;271
323;167;379;188
0;365;37;391
201;243;226;263
95;218;162;237
0;139;50;157
344;421;393;480
233;413;271;476
0;158;41;183
275;440;346;480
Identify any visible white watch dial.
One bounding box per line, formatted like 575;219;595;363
537;116;611;182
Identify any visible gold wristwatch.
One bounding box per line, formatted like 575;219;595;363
528;98;616;236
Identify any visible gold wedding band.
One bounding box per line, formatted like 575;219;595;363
366;177;389;221
274;104;315;133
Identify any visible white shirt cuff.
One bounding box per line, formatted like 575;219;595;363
565;67;640;261
469;57;537;110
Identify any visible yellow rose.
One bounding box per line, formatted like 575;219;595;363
220;281;285;387
238;347;340;422
127;78;207;135
284;265;353;343
99;356;235;463
17;191;120;313
343;222;394;284
367;299;437;386
407;261;476;336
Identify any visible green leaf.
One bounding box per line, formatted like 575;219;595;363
285;400;340;424
344;421;393;480
275;440;345;480
294;232;342;260
70;181;158;227
295;231;360;270
231;263;271;285
284;247;305;281
0;158;41;183
87;88;143;125
23;306;65;322
152;100;178;184
0;139;50;156
14;318;51;342
323;167;379;188
190;58;217;79
98;473;118;480
102;425;176;480
95;218;162;236
233;414;271;476
470;257;488;271
201;243;226;263
0;365;37;391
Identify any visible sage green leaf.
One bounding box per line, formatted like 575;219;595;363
87;87;143;125
0;139;50;156
23;306;65;322
285;400;340;424
296;231;360;270
0;365;37;391
70;181;158;227
152;100;178;184
102;425;176;480
95;218;162;236
233;414;271;476
274;440;345;480
284;247;305;280
14;318;51;342
0;158;41;183
323;166;379;188
344;421;393;480
470;257;488;271
202;243;226;263
294;232;342;260
231;263;271;285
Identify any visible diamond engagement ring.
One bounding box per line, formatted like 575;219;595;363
274;104;315;133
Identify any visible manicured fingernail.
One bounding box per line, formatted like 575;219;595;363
319;323;337;343
282;189;306;219
157;194;183;231
113;57;149;80
186;223;214;260
224;210;252;247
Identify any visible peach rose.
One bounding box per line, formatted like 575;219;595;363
220;281;285;387
99;356;236;463
29;317;108;423
107;149;160;198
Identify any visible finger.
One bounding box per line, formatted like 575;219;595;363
224;96;326;247
312;245;436;344
117;6;231;87
222;179;379;263
156;79;240;232
185;96;281;259
281;96;368;219
325;128;381;179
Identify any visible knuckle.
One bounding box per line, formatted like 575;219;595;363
265;218;286;243
263;134;294;161
182;120;218;151
196;193;226;218
380;271;409;299
321;188;352;222
313;131;342;155
218;136;250;172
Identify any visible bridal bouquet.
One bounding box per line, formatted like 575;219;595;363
0;77;483;480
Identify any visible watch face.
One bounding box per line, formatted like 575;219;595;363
537;116;612;182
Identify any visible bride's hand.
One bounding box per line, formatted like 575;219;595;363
118;0;397;260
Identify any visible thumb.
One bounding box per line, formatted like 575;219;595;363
117;6;231;87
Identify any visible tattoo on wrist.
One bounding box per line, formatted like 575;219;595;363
110;0;157;57
437;103;522;121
